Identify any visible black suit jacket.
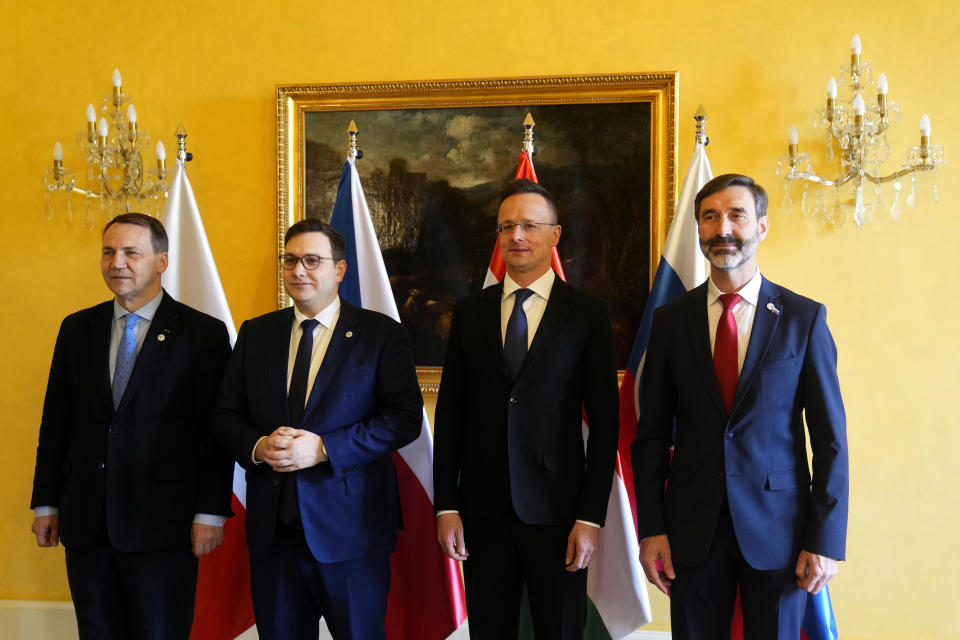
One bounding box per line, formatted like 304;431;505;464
632;278;848;570
31;291;234;551
433;278;620;526
211;300;423;563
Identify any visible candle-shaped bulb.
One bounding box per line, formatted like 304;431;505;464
112;69;122;88
827;77;838;99
877;73;888;95
127;104;137;123
920;114;931;136
852;94;866;116
156;141;166;160
53;142;63;161
788;125;799;145
97;117;109;137
851;34;862;55
86;104;97;123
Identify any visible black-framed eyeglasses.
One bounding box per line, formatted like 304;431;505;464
279;254;336;270
496;222;559;234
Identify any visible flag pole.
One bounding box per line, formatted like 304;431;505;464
522;112;535;156
347;119;361;160
694;104;709;148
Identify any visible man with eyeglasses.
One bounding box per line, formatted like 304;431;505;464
433;179;620;639
212;219;423;640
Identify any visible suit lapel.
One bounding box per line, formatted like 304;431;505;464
683;284;727;419
114;293;177;415
483;283;510;380
731;278;782;415
93;302;115;412
520;278;572;378
302;301;361;423
269;307;296;423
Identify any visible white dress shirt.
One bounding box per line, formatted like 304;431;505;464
706;267;763;374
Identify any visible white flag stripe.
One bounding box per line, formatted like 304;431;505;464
347;159;435;500
160;162;246;509
660;145;711;292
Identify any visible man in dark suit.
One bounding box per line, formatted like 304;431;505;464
632;174;848;639
212;219;422;640
433;179;620;639
30;212;234;639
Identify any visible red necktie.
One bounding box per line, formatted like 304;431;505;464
713;293;742;413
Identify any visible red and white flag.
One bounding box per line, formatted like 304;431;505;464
160;160;256;640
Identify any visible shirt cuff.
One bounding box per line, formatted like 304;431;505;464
33;506;59;517
251;436;266;464
576;519;600;528
437;510;459;516
193;514;227;527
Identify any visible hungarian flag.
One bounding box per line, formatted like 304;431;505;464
160;161;256;640
330;158;468;640
490;151;651;640
619;142;839;640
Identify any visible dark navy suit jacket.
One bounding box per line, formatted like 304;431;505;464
632;277;848;570
433;278;620;527
30;292;234;551
212;300;423;563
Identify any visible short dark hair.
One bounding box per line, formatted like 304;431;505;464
499;178;558;223
694;174;768;221
103;213;168;253
284;219;346;261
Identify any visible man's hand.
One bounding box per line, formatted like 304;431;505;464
256;427;327;471
565;522;599;572
191;523;224;558
436;513;468;561
32;514;60;547
640;534;675;594
795;550;838;594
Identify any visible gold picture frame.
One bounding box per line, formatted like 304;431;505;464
277;73;678;392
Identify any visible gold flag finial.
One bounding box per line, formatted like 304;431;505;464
347;120;359;159
522;113;535;155
694;106;709;147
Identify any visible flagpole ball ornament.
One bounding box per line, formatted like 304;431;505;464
347;120;363;160
695;105;709;147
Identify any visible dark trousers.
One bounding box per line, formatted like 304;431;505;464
461;514;587;640
249;522;391;640
670;501;806;640
64;538;198;640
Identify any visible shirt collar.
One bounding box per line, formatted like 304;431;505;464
707;267;763;307
113;290;163;321
502;269;556;303
293;295;341;330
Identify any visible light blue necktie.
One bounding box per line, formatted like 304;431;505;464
112;312;140;408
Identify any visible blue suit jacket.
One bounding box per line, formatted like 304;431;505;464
631;278;848;570
212;300;423;563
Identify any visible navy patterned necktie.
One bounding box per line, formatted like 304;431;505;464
280;318;319;525
112;312;140;409
503;288;534;378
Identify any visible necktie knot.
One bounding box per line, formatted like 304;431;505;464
300;318;319;334
719;293;742;312
514;288;534;305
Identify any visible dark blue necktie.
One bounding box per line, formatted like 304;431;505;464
112;312;140;409
279;318;319;525
504;288;534;378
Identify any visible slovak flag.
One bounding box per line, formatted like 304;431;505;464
329;157;468;640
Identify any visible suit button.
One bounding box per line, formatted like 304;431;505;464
272;479;280;487
98;463;106;470
509;395;519;404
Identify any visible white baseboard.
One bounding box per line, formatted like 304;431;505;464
0;600;670;640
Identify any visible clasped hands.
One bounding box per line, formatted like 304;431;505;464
255;426;328;471
436;513;598;572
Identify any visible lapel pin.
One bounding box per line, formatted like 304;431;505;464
157;334;166;342
766;302;780;316
345;331;354;338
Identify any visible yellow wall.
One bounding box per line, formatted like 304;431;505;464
2;1;958;637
